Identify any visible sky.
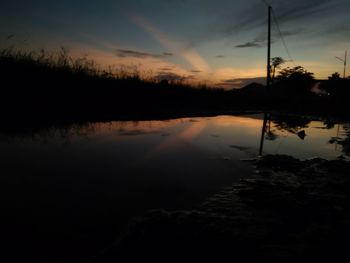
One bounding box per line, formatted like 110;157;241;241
1;0;349;88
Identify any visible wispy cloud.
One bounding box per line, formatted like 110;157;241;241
228;0;336;33
158;67;173;71
116;49;172;59
235;39;264;48
127;13;211;73
162;52;173;56
234;28;301;49
155;71;195;82
273;0;336;24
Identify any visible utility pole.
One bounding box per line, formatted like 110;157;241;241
260;5;272;156
267;5;272;88
336;51;347;79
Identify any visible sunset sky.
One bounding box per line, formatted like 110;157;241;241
1;0;349;88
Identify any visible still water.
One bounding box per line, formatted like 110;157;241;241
1;114;349;260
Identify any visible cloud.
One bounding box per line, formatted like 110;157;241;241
6;34;15;40
216;55;225;58
234;28;301;49
273;0;336;24
162;52;173;56
159;67;173;71
235;39;264;48
190;70;202;73
155;71;195;82
279;28;304;37
127;13;211;72
234;0;335;31
115;49;172;59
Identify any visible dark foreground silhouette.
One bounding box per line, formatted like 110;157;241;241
99;155;350;262
1;49;350;130
1;114;350;263
2;49;350;262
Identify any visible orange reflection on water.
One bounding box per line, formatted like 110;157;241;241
211;115;263;130
135;121;207;164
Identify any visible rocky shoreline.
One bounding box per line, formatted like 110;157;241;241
99;155;350;262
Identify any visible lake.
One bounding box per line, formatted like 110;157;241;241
1;114;349;262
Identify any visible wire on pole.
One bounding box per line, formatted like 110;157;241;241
271;8;296;67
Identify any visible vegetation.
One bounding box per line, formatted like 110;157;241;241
1;48;350;128
271;56;286;83
0;48;232;124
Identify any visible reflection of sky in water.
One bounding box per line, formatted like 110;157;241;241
1;115;349;216
42;114;347;160
1;115;348;162
1;114;349;260
264;120;348;160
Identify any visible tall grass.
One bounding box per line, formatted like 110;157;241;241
0;47;234;125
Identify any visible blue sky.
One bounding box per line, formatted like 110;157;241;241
1;0;349;88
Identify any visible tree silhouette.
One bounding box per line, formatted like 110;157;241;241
271;57;285;83
276;66;314;94
328;72;341;81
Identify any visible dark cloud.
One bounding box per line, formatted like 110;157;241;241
190;70;202;73
162;52;173;56
278;28;304;37
155;71;195;82
116;49;172;59
219;0;344;45
235;28;300;49
216;55;225;58
273;0;336;24
6;34;15;40
237;0;335;30
235;39;264;48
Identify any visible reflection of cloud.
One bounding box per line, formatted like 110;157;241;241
212;115;263;129
136;121;206;163
116;49;172;59
178;121;206;141
117;130;159;136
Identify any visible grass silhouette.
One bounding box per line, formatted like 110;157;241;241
1;47;349;129
0;48;236;124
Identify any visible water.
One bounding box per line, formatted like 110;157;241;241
1;114;349;261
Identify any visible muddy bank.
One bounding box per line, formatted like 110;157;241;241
99;155;350;262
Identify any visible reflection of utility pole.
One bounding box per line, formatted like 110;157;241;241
336;51;347;79
259;113;269;156
335;124;341;151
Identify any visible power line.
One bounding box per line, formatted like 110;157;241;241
271;8;296;67
260;1;296;66
261;0;271;6
261;0;270;7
